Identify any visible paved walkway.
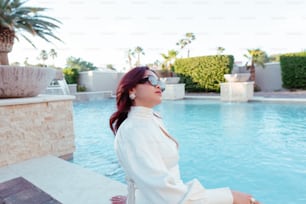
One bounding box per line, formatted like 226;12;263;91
254;90;306;98
0;156;126;204
186;90;306;103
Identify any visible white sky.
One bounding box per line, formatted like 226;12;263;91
9;0;306;70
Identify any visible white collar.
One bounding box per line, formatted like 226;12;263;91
128;106;154;118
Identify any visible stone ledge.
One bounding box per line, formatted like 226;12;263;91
0;94;75;106
0;96;75;167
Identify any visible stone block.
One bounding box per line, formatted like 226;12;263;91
0;96;75;167
162;84;185;100
220;82;254;102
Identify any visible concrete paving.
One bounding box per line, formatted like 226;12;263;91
0;155;126;204
185;90;306;102
188;90;306;97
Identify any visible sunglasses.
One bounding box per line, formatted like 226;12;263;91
138;75;166;92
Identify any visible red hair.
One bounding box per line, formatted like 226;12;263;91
109;66;150;135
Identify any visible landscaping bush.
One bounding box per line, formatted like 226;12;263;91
63;68;79;84
280;52;306;89
174;55;234;92
77;85;86;92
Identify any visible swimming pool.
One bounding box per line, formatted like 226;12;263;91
72;99;306;204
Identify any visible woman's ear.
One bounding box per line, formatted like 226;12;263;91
129;88;136;95
129;88;136;100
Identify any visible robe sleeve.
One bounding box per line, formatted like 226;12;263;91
115;123;233;204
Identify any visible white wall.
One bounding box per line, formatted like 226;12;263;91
255;63;283;91
79;71;124;94
235;63;283;92
79;63;284;94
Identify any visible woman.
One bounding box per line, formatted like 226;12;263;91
109;66;259;204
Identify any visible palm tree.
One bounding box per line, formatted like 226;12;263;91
176;32;196;57
160;49;179;76
126;48;135;69
0;0;62;65
244;48;268;82
153;59;161;69
217;46;225;55
134;46;145;66
49;49;57;64
38;49;48;66
48;48;57;66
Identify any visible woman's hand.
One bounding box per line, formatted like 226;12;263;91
231;190;260;204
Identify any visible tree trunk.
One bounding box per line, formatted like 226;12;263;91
250;66;255;81
0;52;9;65
249;61;258;90
0;27;15;65
137;54;140;66
250;61;255;82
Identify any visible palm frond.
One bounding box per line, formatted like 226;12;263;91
19;32;36;47
0;0;62;48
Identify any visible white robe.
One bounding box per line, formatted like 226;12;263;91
114;106;233;204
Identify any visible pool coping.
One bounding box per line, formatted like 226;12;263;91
184;95;306;103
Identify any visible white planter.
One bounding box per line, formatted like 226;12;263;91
224;73;250;82
68;84;77;95
162;83;185;100
161;77;180;84
0;66;56;98
220;82;254;102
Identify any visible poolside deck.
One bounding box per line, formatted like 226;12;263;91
186;90;306;102
0;156;126;204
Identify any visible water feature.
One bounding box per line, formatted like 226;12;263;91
45;78;70;95
72;99;306;204
221;73;254;102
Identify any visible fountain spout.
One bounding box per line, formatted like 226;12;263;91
44;70;71;95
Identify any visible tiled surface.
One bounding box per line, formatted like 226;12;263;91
0;177;61;204
0;98;75;167
0;156;127;204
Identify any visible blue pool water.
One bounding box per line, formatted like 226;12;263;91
72;99;306;204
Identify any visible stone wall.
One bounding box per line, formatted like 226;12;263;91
0;95;75;167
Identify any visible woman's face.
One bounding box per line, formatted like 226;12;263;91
131;70;163;108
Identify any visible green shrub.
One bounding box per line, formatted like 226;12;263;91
77;85;86;92
174;55;234;92
63;68;79;84
280;52;306;89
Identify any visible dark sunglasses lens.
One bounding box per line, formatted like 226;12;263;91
148;76;166;92
148;76;158;86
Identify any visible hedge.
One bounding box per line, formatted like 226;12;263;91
280;52;306;89
173;55;234;92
